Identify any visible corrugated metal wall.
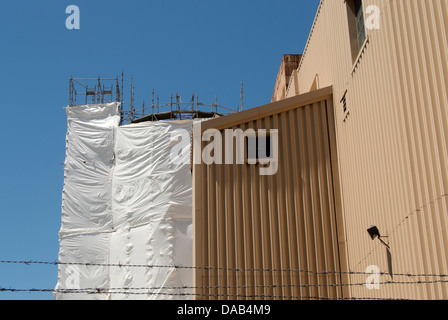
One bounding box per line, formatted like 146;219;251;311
192;87;350;300
293;0;448;299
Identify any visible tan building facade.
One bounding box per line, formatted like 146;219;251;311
289;0;448;300
193;87;350;300
193;0;448;300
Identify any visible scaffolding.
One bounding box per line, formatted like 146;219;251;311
69;73;240;125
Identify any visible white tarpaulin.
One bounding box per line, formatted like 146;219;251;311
55;103;194;300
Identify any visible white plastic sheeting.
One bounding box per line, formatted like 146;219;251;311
55;103;194;300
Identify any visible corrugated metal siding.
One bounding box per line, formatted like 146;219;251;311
294;0;448;299
192;88;349;300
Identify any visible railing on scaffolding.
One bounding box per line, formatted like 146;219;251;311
68;73;241;125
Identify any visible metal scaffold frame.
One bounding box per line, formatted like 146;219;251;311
69;72;241;125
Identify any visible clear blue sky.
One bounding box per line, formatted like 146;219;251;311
0;0;319;300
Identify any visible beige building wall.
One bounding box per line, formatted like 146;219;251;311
192;0;448;300
288;0;448;299
192;88;350;300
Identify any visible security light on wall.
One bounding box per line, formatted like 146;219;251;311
367;225;390;249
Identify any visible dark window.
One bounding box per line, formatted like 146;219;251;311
355;0;366;50
347;0;367;62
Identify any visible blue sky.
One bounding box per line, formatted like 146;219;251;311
0;0;319;300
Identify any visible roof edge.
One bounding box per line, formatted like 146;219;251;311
201;85;333;131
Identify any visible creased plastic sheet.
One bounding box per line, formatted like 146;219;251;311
55;103;119;300
60;103;119;234
55;103;194;300
109;121;194;300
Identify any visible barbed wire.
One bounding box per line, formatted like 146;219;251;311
2;278;448;296
1;260;448;279
2;275;448;299
2;259;447;299
0;287;418;300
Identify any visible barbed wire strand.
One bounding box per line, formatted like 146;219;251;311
2;278;448;299
3;278;448;292
1;260;448;279
0;287;415;300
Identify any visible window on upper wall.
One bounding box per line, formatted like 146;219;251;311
346;0;367;63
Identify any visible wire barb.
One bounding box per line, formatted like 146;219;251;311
2;259;448;299
1;260;448;278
